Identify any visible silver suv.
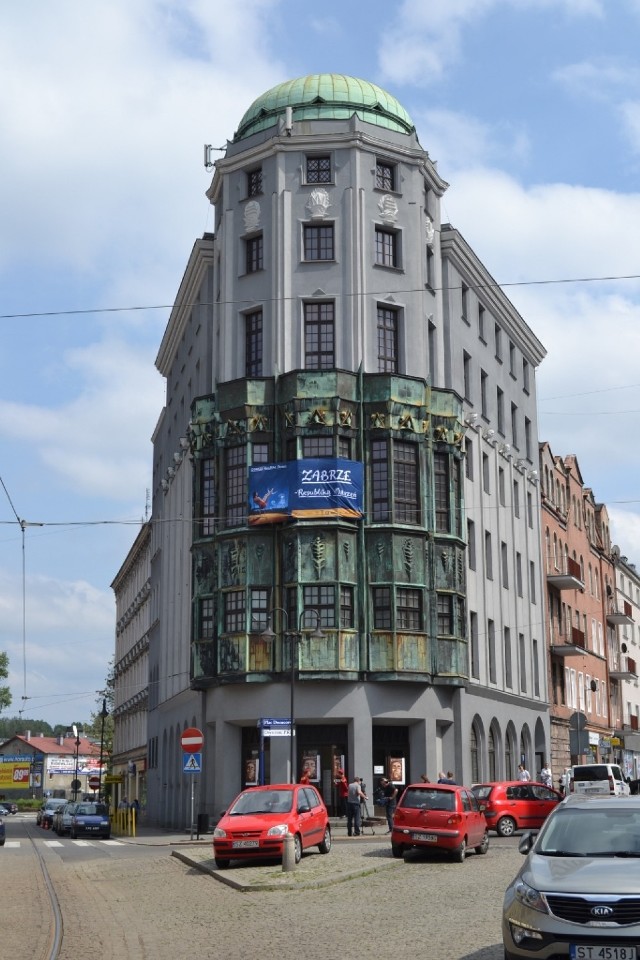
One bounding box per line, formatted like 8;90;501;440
569;763;630;797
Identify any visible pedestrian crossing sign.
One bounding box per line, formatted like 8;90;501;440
183;752;201;773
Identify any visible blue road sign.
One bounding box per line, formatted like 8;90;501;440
183;752;201;773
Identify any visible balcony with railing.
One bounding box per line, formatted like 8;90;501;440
609;654;637;681
546;555;584;591
606;598;634;626
550;625;586;657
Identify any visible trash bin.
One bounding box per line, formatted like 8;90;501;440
196;813;209;837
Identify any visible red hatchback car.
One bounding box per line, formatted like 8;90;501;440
390;782;489;862
212;783;331;869
471;781;562;837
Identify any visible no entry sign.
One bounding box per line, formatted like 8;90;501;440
88;775;100;790
180;727;204;753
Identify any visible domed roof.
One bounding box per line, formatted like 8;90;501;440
234;74;415;142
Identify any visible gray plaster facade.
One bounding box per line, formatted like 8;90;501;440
140;76;550;828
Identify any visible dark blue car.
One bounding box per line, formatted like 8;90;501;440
0;814;5;846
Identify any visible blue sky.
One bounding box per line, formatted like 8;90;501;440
2;0;640;727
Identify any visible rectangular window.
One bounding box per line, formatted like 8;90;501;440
463;351;471;399
304;302;335;369
200;458;215;536
533;640;539;696
529;560;536;603
245;310;263;377
501;541;509;588
377;305;398;372
465;437;473;480
302;436;334;458
371;440;390;522
467;520;476;571
497;387;504;435
511;402;518;448
303;584;335;628
250;588;269;633
245;234;263;273
394;441;419;524
200;597;215;640
373;586;392;629
437;594;452;635
478;304;485;341
522;358;530;394
338;436;352;458
306;154;331;183
488;619;496;683
494;323;502;361
252;442;269;464
469;610;479;679
509;341;516;377
375;227;398;267
376;160;395;190
303;223;334;260
434;452;450;532
461;284;468;322
480;369;488;418
519;633;526;692
225;446;247;525
247;168;262;197
498;467;505;506
428;320;436;384
504;627;512;689
516;552;523;597
527;491;533;528
482;453;490;494
485;530;493;579
398;588;421;630
224;590;245;633
525;417;532;459
426;246;434;289
340;586;354;628
513;479;520;518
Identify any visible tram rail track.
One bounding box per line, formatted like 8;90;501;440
25;821;64;960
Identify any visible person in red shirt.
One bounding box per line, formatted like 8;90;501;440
334;768;349;817
299;767;312;785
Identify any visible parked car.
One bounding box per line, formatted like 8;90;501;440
38;797;67;828
0;802;17;814
52;802;78;836
503;794;640;959
569;762;630;797
212;783;331;869
0;804;11;816
390;781;489;862
0;814;5;846
69;802;111;839
471;781;562;837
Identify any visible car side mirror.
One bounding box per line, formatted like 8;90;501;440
518;831;537;855
298;803;311;814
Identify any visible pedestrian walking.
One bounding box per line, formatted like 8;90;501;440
334;767;348;817
539;761;552;788
346;775;367;837
517;763;531;781
437;771;457;784
379;776;398;833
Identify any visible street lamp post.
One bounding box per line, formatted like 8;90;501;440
72;724;81;802
262;607;323;783
98;698;109;801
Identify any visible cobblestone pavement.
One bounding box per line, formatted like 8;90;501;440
6;823;521;960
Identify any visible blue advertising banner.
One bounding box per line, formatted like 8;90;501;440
249;459;363;524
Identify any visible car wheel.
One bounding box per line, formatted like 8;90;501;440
453;838;466;862
214;858;230;869
497;816;517;838
391;842;405;859
475;830;489;855
293;834;303;864
318;826;331;854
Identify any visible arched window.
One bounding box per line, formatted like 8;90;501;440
470;723;480;783
505;732;515;780
488;727;497;781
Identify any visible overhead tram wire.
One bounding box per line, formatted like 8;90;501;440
1;270;640;320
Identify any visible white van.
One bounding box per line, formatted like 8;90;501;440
569;763;630;797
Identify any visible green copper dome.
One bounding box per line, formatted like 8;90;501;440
234;74;415;142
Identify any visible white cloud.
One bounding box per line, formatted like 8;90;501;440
417;109;530;170
378;0;603;85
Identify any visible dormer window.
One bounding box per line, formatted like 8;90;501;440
306;155;331;183
376;160;396;191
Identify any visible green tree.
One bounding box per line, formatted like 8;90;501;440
0;652;12;713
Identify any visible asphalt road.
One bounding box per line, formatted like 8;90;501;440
3;815;523;960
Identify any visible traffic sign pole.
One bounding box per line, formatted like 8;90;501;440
180;728;204;839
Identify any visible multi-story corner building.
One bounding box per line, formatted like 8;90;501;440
110;521;151;809
610;553;640;779
540;446;638;780
143;74;550;828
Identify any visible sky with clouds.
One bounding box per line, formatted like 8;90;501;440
1;0;640;727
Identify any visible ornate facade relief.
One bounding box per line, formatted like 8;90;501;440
306;188;331;219
244;199;261;232
378;194;398;223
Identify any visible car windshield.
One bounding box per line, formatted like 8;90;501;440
230;790;294;815
537;806;640;856
76;804;108;816
572;766;609;782
400;788;455;811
